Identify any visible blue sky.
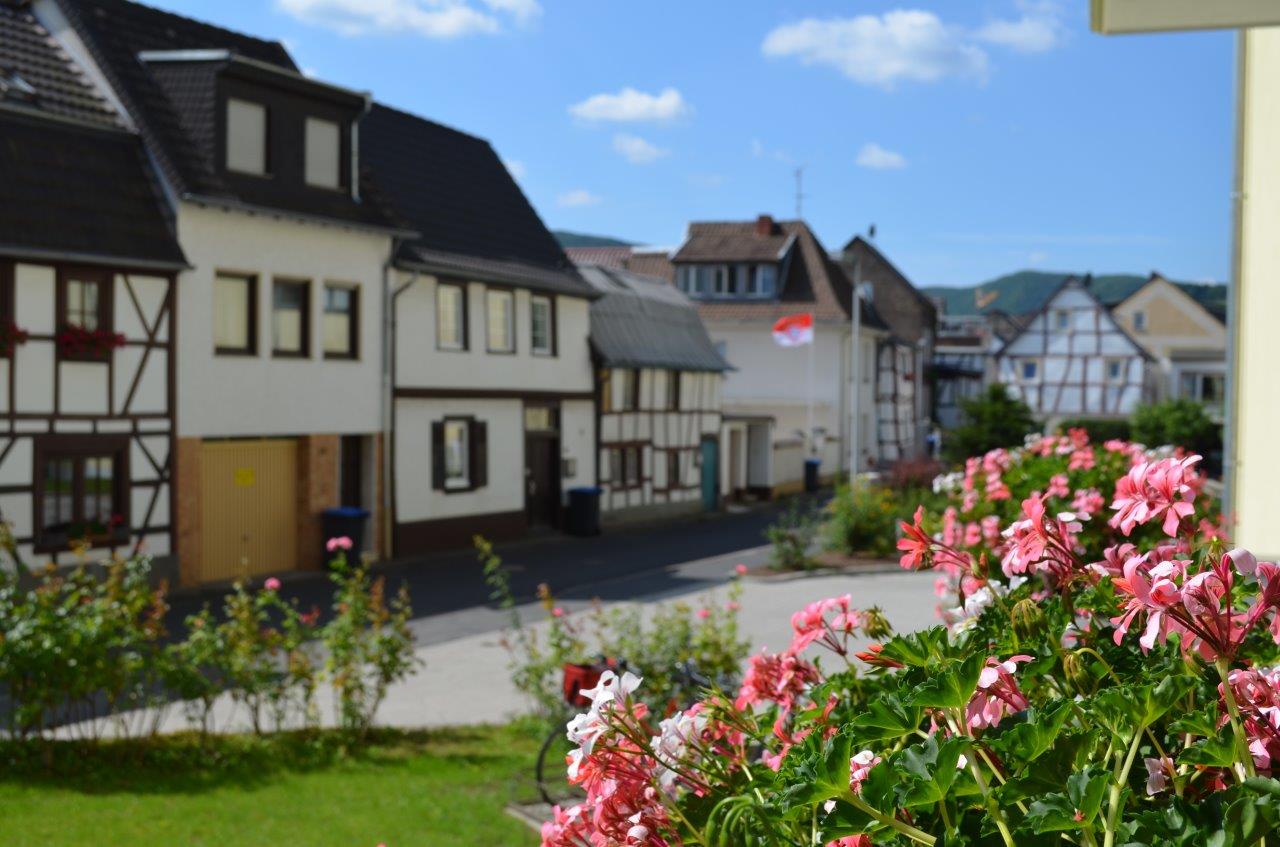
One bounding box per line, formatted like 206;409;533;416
152;1;1233;287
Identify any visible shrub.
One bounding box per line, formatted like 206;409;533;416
1132;397;1222;459
481;537;748;722
822;483;900;558
539;432;1280;847
882;457;943;493
943;384;1038;463
765;500;820;571
1056;416;1131;443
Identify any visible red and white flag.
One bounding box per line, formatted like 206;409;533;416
771;313;814;347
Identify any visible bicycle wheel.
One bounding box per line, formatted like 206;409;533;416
535;724;567;805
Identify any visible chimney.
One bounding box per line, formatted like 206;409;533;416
754;214;775;236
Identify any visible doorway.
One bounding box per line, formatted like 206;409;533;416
700;437;719;511
524;403;561;529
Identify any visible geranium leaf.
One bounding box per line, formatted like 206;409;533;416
847;695;923;742
1178;733;1239;768
911;653;985;710
990;702;1073;770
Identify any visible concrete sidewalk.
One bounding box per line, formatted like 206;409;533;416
96;543;936;735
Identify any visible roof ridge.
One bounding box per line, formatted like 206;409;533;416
78;0;294;65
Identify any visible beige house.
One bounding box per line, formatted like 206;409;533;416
1110;273;1227;414
1091;1;1280;556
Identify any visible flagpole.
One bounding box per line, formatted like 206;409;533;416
806;329;815;457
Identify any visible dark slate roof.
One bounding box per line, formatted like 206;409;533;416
673;219;793;263
0;112;186;268
0;1;118;127
578;265;731;372
362;102;593;298
670;218;886;328
54;0;397;231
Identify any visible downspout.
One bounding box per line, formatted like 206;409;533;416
1223;30;1246;519
381;248;419;560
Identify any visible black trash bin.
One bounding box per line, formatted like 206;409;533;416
804;458;821;493
321;506;369;566
566;487;602;537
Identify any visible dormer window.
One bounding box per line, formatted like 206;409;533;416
677;263;778;300
226;98;268;175
305;117;341;189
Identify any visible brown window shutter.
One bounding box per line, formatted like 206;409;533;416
431;421;445;490
470;419;488;488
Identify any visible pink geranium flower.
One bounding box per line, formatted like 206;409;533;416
966;655;1032;729
326;535;354;552
263;577;281;591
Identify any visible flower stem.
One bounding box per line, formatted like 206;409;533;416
842;791;937;846
1102;728;1144;847
1215;658;1257;781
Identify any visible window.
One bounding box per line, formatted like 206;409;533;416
322;284;358;359
304;117;341;189
625;446;641;486
1019;359;1039;381
436;283;466;350
272;279;310;357
753;264;778;297
443;419;469;489
617;369;639;411
524;405;557;432
226;98;267;175
57;268;113;361
667;451;681;489
214;272;255;355
599;369;613;413
1105;358;1125;383
711;265;732;296
432;417;487;492
35;438;128;551
1052;309;1070;331
530;295;555;356
667;371;680;411
486;289;514;353
1132;310;1147;333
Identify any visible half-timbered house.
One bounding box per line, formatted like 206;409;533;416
41;0;406;583
576;264;730;522
994;276;1154;424
0;2;186;574
361;104;599;554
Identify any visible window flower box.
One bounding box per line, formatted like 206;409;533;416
56;325;125;361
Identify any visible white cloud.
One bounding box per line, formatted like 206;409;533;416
612;133;668;165
1028;250;1050;265
502;158;526;180
557;189;601;208
762;10;988;89
275;0;539;39
976;1;1063;53
688;173;726;189
856;142;907;170
568;87;691;123
750;138;794;164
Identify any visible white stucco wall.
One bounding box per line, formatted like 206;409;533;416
394;273;592;394
394;396;595;524
175;204;391;437
1233;27;1280;558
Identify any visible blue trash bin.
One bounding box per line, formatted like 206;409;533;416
804;458;821;493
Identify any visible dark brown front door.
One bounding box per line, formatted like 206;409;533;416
525;435;560;528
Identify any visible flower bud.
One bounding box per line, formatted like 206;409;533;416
1062;650;1091;691
860;606;893;640
1010;598;1046;640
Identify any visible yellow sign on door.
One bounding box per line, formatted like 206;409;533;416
233;467;255;487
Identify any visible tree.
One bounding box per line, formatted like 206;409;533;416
1131;398;1222;459
944;384;1037;463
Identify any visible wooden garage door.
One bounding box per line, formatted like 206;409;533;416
199;439;297;583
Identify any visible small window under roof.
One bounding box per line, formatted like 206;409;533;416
0;68;38;103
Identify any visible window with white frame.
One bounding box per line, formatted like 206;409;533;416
322;284;357;359
1132;310;1147;333
436;283;465;350
486;289;514;352
1105;358;1125;383
1052;309;1070;331
304;117;341;189
225;98;267;175
530;294;554;355
754;264;778;297
443;419;469;489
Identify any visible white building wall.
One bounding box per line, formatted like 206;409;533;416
175;204;391;437
395;272;593;394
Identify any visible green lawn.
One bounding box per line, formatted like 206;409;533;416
0;726;542;847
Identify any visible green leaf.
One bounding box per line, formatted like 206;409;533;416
911;653;985;710
1066;767;1109;823
847;695;923;743
1179;733;1239;769
990;702;1073;771
877;627;952;668
891;735;967;809
1025;794;1082;833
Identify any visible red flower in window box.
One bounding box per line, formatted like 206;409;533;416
0;321;29;356
56;325;126;359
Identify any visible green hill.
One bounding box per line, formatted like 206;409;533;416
552;230;635;248
924;271;1226;318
